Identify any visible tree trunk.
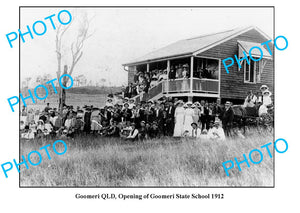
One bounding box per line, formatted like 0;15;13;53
59;65;68;113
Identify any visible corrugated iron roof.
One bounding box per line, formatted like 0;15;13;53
123;26;264;66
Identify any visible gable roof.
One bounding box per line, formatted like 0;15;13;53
123;26;271;66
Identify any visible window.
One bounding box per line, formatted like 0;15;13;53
243;57;260;83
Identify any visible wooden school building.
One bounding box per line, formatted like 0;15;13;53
122;26;274;103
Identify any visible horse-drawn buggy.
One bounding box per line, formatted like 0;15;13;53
231;103;274;133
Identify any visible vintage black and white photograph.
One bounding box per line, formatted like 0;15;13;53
19;7;274;187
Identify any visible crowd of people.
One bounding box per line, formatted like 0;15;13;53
20;96;231;142
124;60;219;99
124;64;192;98
242;84;273;116
20;84;272;142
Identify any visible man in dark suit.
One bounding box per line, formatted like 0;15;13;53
121;103;133;122
144;102;155;123
83;106;92;134
165;101;176;136
153;103;165;133
168;66;176;80
199;100;209;131
222;101;234;137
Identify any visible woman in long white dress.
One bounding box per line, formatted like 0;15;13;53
173;101;185;137
259;90;272;116
183;101;194;135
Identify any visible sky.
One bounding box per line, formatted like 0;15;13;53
20;7;274;87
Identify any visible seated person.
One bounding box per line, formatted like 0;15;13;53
107;120;120;137
36;129;45;139
138;121;147;140
125;122;139;141
207;120;225;141
259;90;272;116
99;120;110;136
243;90;257;108
120;121;132;138
199;129;209;140
44;119;55;138
20;121;26;133
149;121;160;139
144;122;151;139
74;114;85;134
21;128;35;140
190;122;201;138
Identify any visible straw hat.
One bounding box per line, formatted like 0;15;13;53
263;90;272;96
260;85;269;90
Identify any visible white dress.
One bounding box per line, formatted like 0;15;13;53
183;108;194;135
173;106;185;137
259;95;272;116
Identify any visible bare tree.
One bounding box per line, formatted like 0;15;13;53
55;11;93;112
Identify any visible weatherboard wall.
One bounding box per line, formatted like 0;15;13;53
197;28;274;101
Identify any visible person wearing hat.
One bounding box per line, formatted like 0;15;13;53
105;98;114;108
107;120;120;137
37;119;45;131
181;65;189;91
74;111;84;136
137;120;147;140
173;100;185;137
199;100;209;131
138;72;145;84
143;103;155;123
44;103;51;113
128;98;136;110
122;102;133;122
149;121;160;139
64;112;76;137
190;122;201;138
192;102;201;125
243;90;257;108
168;66;176;80
125;122;139;141
260;85;269;93
222;101;234;136
83;106;92;134
208;120;225;141
123;97;129;103
182;64;190;78
153;103;164;132
182;101;194;136
44;118;54;138
124;83;134;98
165;101;176;136
150;76;158;88
90;107;101;134
258;90;273;116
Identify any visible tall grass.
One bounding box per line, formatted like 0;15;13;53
20;129;274;187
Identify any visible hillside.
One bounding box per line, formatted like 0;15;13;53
64;86;122;95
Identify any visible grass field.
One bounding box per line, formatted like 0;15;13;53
24;93;108;111
20;128;274;187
